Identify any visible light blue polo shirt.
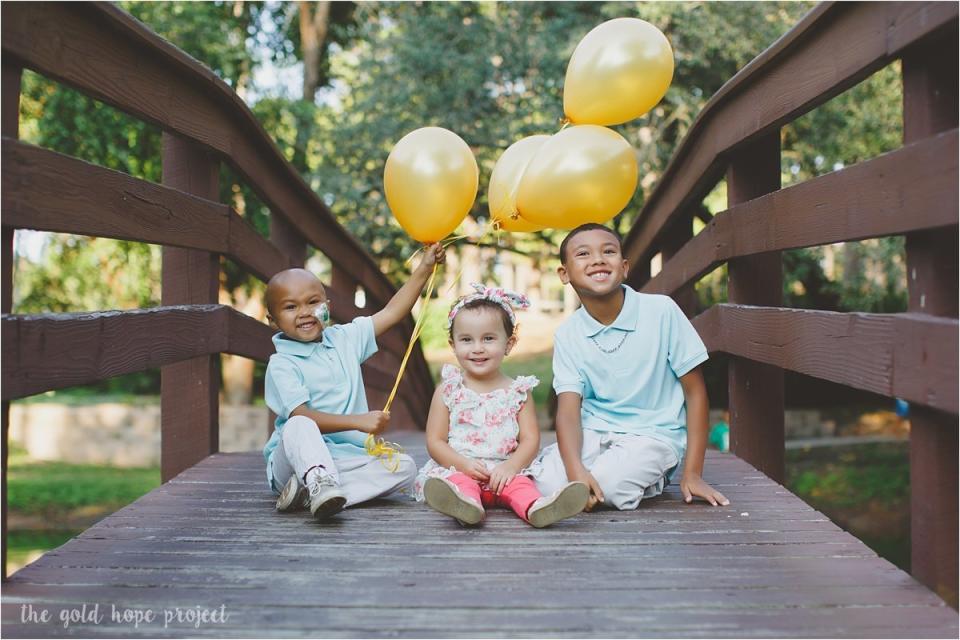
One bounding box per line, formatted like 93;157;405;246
263;316;378;488
553;285;708;464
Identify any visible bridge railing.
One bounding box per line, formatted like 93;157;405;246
623;1;958;601
1;2;434;575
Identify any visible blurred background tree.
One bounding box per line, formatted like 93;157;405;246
15;0;907;400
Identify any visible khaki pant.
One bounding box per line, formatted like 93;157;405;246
529;430;679;510
268;416;416;507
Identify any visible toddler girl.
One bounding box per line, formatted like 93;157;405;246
415;283;588;527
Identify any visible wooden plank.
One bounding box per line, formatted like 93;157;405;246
623;1;959;267
1;139;293;283
1;447;957;638
692;305;959;414
726;134;784;483
0;306;408;408
638;129;960;296
0;306;261;400
902;29;959;606
1;57;20;583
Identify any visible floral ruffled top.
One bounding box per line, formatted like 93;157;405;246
414;364;539;501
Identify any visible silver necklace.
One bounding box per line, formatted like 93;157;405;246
589;331;628;354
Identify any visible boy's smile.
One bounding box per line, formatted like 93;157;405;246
558;228;629;299
267;270;329;343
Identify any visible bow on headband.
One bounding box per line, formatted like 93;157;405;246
447;283;530;332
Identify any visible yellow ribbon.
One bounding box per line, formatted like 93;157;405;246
366;260;440;471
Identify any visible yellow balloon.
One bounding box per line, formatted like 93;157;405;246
384;127;479;243
564;18;674;126
488;135;550;233
516;125;638;230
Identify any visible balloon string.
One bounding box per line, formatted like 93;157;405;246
559;117;571;132
367;261;439;471
383;262;438;414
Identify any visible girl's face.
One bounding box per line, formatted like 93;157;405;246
449;307;516;378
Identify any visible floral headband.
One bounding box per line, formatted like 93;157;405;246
447;283;530;333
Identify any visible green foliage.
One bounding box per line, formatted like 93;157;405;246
786;442;909;509
785;441;910;570
500;351;554;409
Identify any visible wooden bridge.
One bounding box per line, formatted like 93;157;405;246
2;2;958;637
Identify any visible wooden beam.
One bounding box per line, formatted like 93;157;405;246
1;138;293;283
693;305;958;415
623;2;958;267
659;211;697;316
638;129;959;296
1;305;272;400
1;56;21;582
160;134;220;482
725;134;784;483
902;28;959;605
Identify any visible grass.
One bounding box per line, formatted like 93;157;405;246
785;441;910;571
7;447;160;515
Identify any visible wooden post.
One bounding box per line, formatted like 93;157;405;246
160;134;220;482
1;57;22;581
660;210;697;316
726;133;785;482
902;33;958;604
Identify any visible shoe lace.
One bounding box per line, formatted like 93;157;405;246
309;473;337;498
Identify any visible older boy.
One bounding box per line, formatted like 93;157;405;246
264;244;444;521
530;223;728;510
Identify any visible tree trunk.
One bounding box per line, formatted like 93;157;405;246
293;1;331;172
299;1;331;101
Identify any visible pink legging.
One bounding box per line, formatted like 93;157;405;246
447;472;542;523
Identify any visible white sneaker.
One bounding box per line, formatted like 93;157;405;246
308;473;347;522
527;481;589;528
423;477;484;525
276;475;308;512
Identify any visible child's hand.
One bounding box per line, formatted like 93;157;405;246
415;243;446;274
356;411;390;436
569;467;604;511
488;462;519;495
680;472;730;506
457;458;490;482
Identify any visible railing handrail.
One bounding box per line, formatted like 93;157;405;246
1;2;396;307
622;1;959;267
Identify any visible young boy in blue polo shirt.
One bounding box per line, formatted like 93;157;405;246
263;244;444;521
530;224;729;510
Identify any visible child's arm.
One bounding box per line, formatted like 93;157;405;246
488;395;541;495
290;404;389;436
424;387;490;482
556;391;605;510
372;243;445;337
679;368;730;506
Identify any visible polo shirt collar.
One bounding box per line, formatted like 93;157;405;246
578;285;639;337
272;332;330;356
